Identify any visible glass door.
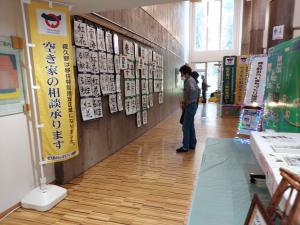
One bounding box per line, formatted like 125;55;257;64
206;62;220;97
194;62;221;99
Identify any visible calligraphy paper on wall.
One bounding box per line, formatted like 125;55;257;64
106;53;114;73
116;74;121;93
114;55;120;74
136;95;141;112
74;20;88;47
117;93;123;111
81;98;95;121
89;51;99;74
93;97;103;118
120;55;127;70
130;80;136;96
100;74;109;95
123;40;130;56
98;52;108;73
125;97;131;115
134;43;139;59
136;111;142;128
125;80;132;97
91;75;101;97
149;93;154;107
142;110;148;125
105;31;113;53
76;48;90;73
135;79;140;95
131;97;137;114
113;33;119;55
142;94;148;110
109;75;116;93
159;92;164;104
109;94;118;113
87;25;97;51
97;27;106;52
78;74;92;97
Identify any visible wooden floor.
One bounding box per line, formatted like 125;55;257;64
1;103;238;225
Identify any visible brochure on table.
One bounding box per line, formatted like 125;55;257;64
250;131;300;206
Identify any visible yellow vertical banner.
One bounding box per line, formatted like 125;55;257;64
235;55;250;105
28;1;79;162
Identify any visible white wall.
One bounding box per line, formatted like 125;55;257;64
189;0;242;63
0;0;55;214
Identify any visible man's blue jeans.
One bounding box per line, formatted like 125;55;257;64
182;103;197;149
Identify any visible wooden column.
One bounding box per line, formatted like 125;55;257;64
241;0;252;54
249;0;269;54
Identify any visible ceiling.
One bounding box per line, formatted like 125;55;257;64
54;0;185;15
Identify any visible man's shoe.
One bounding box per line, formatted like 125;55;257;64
190;147;196;150
176;147;189;153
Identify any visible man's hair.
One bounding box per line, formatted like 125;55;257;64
179;65;192;75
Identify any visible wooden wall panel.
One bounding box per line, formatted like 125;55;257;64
268;0;295;47
142;2;187;46
55;8;185;184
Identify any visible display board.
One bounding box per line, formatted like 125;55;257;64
264;36;300;132
222;56;237;104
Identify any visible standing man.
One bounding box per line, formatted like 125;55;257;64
201;75;208;103
177;65;200;153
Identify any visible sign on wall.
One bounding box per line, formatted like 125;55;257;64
28;1;79;162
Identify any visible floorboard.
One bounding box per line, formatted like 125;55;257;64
0;103;238;225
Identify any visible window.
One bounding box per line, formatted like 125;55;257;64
194;0;234;51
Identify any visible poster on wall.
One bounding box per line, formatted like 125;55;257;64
28;1;79;162
222;56;237;105
272;25;284;41
244;55;268;106
0;37;25;116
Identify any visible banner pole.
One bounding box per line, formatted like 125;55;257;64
20;0;67;211
20;0;47;190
